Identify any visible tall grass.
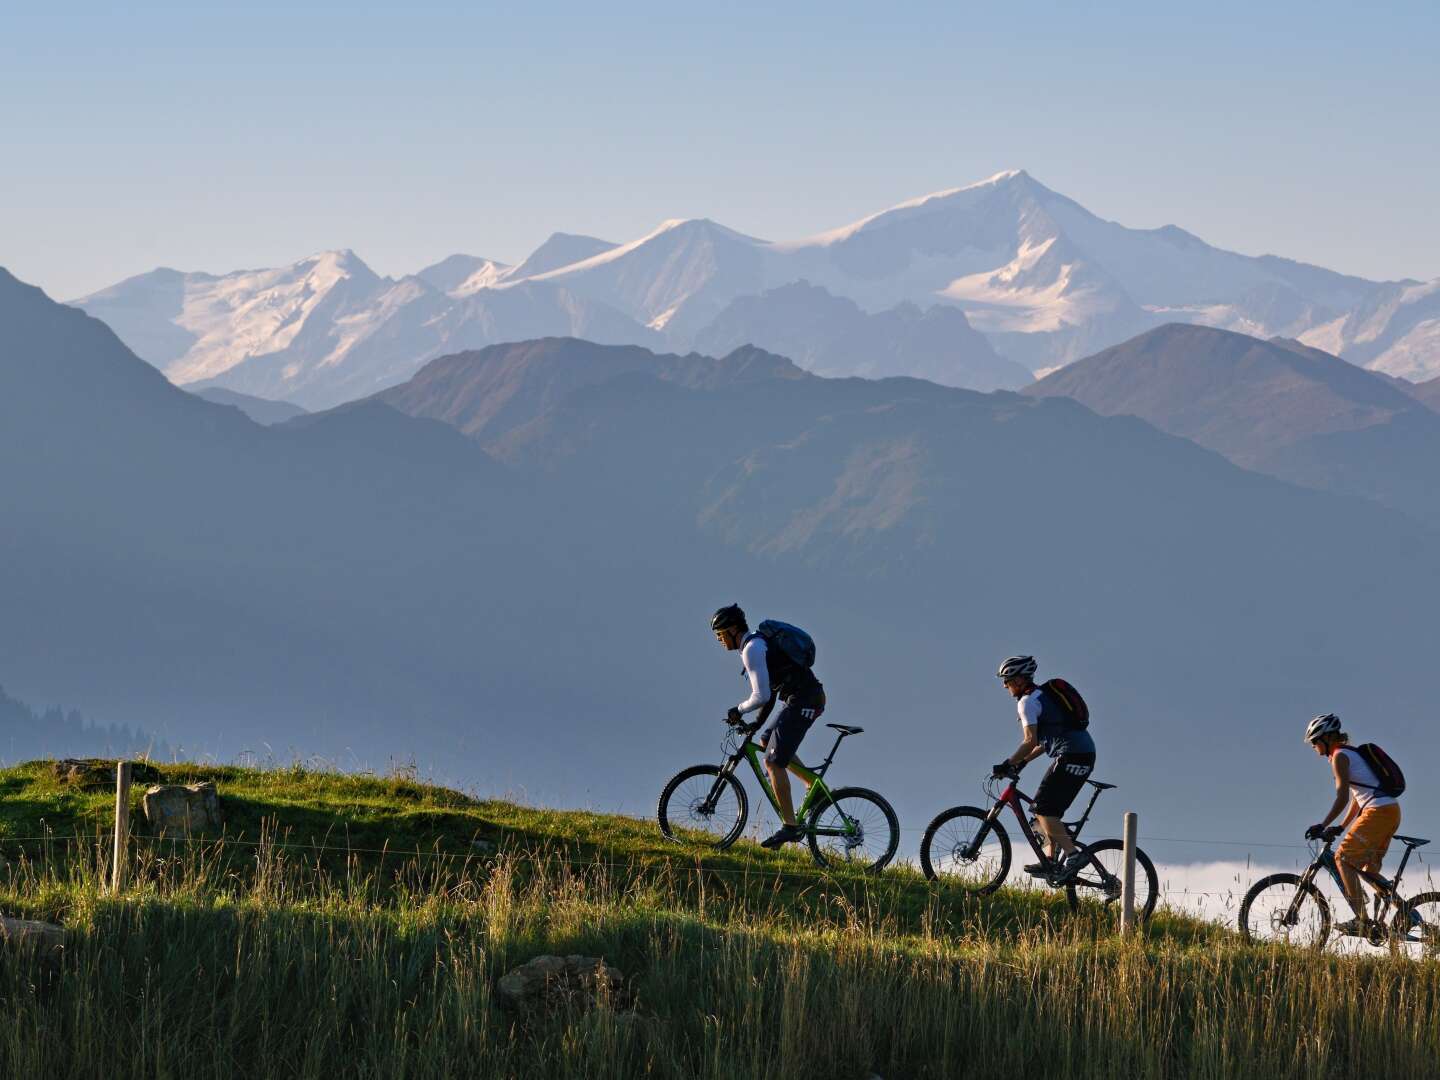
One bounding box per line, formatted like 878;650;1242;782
1;762;1438;1078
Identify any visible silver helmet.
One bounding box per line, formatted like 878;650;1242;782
1305;713;1342;744
996;655;1038;680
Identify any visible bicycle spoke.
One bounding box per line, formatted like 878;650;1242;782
1398;894;1440;959
925;810;1008;891
1073;848;1127;903
807;789;898;871
1243;881;1329;947
658;767;745;847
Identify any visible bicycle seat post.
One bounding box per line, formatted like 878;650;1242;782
815;730;846;779
1394;841;1419;886
1072;781;1107;834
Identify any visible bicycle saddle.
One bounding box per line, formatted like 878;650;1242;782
1395;834;1430;848
826;723;864;736
1085;780;1117;791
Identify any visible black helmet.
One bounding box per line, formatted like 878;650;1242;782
710;604;748;634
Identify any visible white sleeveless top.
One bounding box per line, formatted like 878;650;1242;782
1337;747;1398;810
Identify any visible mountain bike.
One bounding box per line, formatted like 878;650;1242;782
1238;828;1440;953
657;720;900;872
920;773;1158;921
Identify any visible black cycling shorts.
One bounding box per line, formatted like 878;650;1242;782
762;689;826;768
1032;752;1095;817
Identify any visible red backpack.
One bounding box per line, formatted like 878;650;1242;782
1040;677;1090;730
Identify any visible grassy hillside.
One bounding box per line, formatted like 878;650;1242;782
1;761;1436;1079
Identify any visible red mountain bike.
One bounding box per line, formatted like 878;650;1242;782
920;773;1158;922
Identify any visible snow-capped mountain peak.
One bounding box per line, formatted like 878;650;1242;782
781;168;1035;251
70;169;1440;407
415;254;512;297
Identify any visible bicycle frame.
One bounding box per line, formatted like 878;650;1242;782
980;777;1108;860
1291;836;1420;926
705;726;855;837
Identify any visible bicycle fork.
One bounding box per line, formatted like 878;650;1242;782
701;758;741;814
962;805;1004;861
1282;862;1325;926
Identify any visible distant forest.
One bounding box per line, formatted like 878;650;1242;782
0;684;168;764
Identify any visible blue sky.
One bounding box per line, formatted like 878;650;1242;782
4;1;1436;298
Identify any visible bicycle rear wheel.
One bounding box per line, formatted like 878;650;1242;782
657;764;747;849
1065;838;1158;923
1399;891;1440;958
806;786;900;872
1238;873;1331;948
919;806;1010;895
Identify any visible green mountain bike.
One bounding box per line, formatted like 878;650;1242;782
658;719;900;872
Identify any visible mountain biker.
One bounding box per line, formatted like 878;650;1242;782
1304;713;1402;936
990;655;1096;880
711;604;826;849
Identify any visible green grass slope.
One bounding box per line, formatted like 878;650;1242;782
1;761;1437;1079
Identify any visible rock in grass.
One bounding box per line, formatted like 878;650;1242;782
496;955;631;1014
0;916;65;952
143;782;223;836
52;758;161;788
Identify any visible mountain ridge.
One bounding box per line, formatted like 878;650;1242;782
1026;322;1440;526
8;265;1440;849
72;170;1440;408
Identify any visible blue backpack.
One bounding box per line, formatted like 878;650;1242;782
754;620;816;670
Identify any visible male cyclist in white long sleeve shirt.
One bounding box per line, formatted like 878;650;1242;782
711;604;827;849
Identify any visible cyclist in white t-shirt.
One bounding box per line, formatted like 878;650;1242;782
1303;713;1402;936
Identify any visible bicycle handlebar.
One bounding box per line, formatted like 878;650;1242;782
982;774;1014;802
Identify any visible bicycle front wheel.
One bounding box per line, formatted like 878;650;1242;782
805;786;900;872
1065;838;1158;923
1238;873;1331;948
1399;891;1440;958
919;806;1010;894
657;764;747;849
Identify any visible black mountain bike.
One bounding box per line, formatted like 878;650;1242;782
1239;828;1440;953
920;773;1159;922
658;720;900;872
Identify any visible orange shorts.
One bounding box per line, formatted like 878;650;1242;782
1336;803;1401;874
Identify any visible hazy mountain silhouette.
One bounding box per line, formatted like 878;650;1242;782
1401;373;1440;412
8;269;1440;849
194;386;308;425
370;338;805;443
0;684;168;764
692;281;1032;391
1026;323;1440;526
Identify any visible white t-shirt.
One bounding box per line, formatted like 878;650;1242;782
1336;747;1398;811
736;636;771;715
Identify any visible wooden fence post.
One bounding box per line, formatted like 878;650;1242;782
1120;810;1138;933
112;761;132;895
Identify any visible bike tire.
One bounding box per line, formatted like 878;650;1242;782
805;786;900;873
919;806;1011;895
1238;873;1331;948
1065;838;1158;923
657;764;748;849
1400;891;1440;958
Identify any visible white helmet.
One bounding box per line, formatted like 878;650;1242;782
1305;713;1342;744
996;655;1038;680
